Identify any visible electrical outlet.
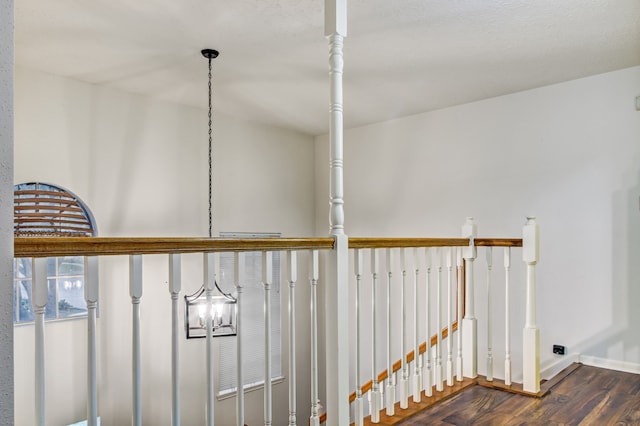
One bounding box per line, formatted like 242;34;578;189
553;344;566;355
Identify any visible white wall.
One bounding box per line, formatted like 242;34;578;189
315;67;640;385
14;68;316;425
0;0;15;424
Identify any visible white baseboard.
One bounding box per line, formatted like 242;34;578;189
579;355;640;374
540;353;580;380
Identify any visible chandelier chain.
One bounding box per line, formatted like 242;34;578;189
208;56;213;238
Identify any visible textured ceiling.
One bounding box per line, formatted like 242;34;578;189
15;0;640;135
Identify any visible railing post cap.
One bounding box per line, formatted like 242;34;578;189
462;217;477;259
523;216;540;264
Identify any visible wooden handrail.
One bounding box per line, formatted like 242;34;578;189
349;238;468;249
349;237;522;249
475;238;522;247
14;237;335;258
15;236;522;258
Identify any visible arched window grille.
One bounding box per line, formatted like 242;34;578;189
14;182;97;237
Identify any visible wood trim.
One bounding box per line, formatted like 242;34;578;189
14;218;91;226
354;377;476;425
14;197;82;205
475;238;522;247
16;225;92;233
15;236;521;258
15;205;84;213
14;189;77;199
14;237;336;258
15;212;91;220
349;322;459;403
349;237;522;249
349;238;469;249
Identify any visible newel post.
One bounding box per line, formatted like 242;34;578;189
325;0;350;423
461;217;477;378
522;217;540;393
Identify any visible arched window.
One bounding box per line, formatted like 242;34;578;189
13;182;97;323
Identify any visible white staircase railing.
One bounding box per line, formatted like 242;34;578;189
15;237;335;426
14;217;540;425
347;217;540;424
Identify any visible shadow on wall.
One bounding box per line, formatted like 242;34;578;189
571;165;640;366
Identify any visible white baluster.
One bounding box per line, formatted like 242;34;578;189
287;251;298;426
446;248;454;387
462;218;478;378
413;247;422;403
423;249;432;397
85;256;99;426
369;249;381;423
235;252;245;426
385;248;395;415
309;250;320;426
400;248;409;409
130;255;143;426
353;250;364;426
204;252;215;426
486;247;494;382
456;248;463;382
263;251;273;426
504;247;512;386
169;254;181;426
523;217;540;393
435;248;443;392
33;257;47;426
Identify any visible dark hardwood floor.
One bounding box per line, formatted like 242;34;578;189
398;364;640;425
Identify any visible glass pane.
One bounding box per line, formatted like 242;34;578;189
16;280;34;323
15;258;32;279
46;279;56;320
57;276;87;318
47;257;56;276
57;256;84;276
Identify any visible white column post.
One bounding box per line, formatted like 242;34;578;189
369;249;381;423
446;248;454;387
0;4;14;423
85;257;99;426
486;247;494;382
325;0;350;422
399;248;408;409
169;254;181;426
455;248;463;382
204;253;215;426
130;255;143;426
385;248;396;415
235;252;245;426
309;251;320;426
412;247;422;403
434;248;443;392
423;249;432;397
32;257;48;426
461;218;477;378
262;251;273;426
326;0;346;236
353;249;364;426
287;251;298;426
504;247;512;386
523;217;540;393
